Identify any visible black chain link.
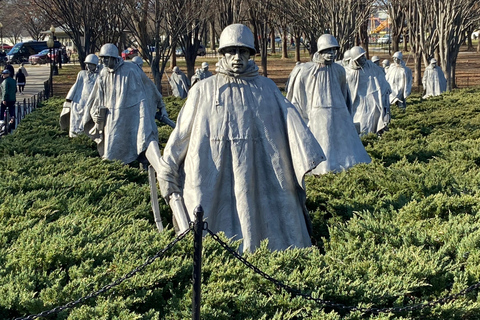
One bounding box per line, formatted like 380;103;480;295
14;228;192;320
207;228;480;315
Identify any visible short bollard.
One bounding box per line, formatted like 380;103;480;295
192;205;204;320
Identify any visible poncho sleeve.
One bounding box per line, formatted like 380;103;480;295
158;85;199;198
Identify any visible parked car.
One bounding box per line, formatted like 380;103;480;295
7;40;61;64
121;48;138;60
28;49;51;65
377;35;391;44
175;44;206;57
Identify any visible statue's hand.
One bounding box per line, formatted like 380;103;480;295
93;110;105;124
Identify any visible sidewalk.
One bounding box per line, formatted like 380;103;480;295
14;64;50;101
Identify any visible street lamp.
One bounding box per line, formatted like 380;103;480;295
49;25;58;75
47;32;54;97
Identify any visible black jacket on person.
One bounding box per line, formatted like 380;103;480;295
15;71;26;84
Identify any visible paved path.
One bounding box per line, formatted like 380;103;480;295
13;64;51;101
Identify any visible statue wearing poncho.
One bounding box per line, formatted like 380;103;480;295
286;35;371;175
422;58;446;99
158;24;325;253
83;44;165;166
60;54;100;137
345;46;391;135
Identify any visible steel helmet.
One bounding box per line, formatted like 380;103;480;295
349;46;366;61
201;62;209;69
382;59;390;66
132;56;143;67
99;43;119;58
343;49;351;61
430;58;437;64
85;54;99;65
371;55;380;63
218;24;256;55
173;66;180;73
316;34;339;52
392;51;403;60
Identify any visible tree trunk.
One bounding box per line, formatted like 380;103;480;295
210;20;216;52
295;36;301;62
270;28;275;54
414;52;421;87
282;29;288;59
170;38;176;69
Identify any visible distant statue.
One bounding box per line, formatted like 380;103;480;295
157;24;325;253
131;56;143;68
82;43;169;174
284;61;302;94
345;46;391;135
190;61;213;86
340;49;351;67
422;58;447;99
371;55;380;66
60;54;100;137
168;66;189;98
286;34;371;175
386;51;412;109
382;59;390;73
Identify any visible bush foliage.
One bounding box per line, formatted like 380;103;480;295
1;91;480;319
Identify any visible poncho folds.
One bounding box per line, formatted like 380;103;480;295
286;54;371;174
422;65;447;99
83;59;161;164
158;59;325;253
345;60;391;135
169;70;190;98
60;69;98;137
386;62;412;106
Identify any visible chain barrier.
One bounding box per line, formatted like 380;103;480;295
14;228;192;320
207;228;480;316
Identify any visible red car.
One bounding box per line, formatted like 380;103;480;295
28;48;60;65
121;48;138;60
28;49;51;65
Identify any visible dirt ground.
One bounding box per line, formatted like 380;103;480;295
55;45;480;98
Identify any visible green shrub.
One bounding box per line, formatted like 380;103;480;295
1;90;480;319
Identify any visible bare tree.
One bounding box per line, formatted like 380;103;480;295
33;0;127;69
247;0;273;77
378;0;407;53
430;0;480;90
0;0;28;44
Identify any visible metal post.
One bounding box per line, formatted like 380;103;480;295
192;205;204;320
49;48;53;97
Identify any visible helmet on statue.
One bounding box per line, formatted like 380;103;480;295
316;34;339;52
218;24;256;55
349;46;366;61
85;54;99;65
99;43;119;58
132;56;143;67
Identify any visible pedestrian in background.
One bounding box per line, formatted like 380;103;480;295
18;63;28;77
15;68;26;94
1;69;17;130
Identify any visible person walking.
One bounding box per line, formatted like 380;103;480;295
15;68;26;94
18;63;28;77
1;69;17;131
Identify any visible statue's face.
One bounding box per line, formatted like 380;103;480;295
86;63;96;72
223;47;250;73
102;56;117;69
393;57;401;65
354;55;367;67
319;48;336;65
